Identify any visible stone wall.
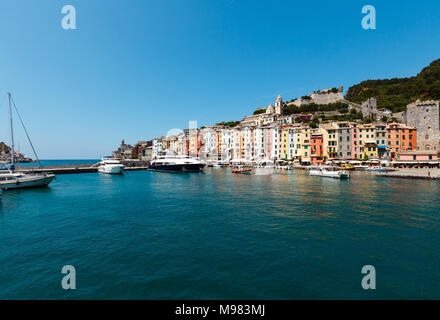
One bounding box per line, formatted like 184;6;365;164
406;100;440;152
288;87;344;106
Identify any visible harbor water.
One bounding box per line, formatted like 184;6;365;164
0;167;439;299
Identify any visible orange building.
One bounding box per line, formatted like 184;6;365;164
310;132;324;164
386;123;417;159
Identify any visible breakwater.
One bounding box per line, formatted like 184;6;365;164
15;161;150;175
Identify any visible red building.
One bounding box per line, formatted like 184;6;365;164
310;132;324;164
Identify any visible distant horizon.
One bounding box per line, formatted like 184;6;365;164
1;0;439;158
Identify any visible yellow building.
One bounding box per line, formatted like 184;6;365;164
293;126;312;163
321;123;338;159
358;124;376;157
280;127;290;160
363;142;378;159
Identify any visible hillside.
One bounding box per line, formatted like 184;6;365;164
0;142;11;153
346;58;440;113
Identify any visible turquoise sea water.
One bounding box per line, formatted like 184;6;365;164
0;168;439;299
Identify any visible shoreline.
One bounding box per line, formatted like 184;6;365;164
375;168;440;180
12;162;440;180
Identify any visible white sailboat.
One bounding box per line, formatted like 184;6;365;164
0;93;55;190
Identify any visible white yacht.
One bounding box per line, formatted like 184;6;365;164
309;167;350;179
149;156;205;172
0;93;55;190
98;157;125;174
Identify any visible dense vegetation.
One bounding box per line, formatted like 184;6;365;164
283;102;349;115
253;108;266;115
346;58;440;113
216;121;240;128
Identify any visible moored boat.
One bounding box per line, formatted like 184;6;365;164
0;92;55;190
232;167;252;174
98;157;125;174
309;168;350;179
0;172;55;190
365;166;387;172
149;156;205;172
336;163;355;170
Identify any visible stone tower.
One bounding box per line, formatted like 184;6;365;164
406;100;440;152
275;95;283;115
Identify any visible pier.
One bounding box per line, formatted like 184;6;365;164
15;161;150;175
375;168;440;180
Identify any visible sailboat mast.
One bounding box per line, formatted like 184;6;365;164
8;92;15;166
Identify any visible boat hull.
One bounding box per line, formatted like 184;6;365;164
149;163;205;172
0;174;55;190
309;170;350;179
98;165;124;174
232;169;252;174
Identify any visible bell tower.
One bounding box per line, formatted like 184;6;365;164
275;95;283;115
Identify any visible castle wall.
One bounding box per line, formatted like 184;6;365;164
310;90;344;105
287;87;344;107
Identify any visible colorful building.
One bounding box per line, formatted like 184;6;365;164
310;129;324;164
386;123;417;160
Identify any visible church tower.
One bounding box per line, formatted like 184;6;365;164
275;95;284;115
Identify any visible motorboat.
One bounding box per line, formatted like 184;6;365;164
365;166;386;172
0;92;55;190
336;163;355;170
98;157;125;174
309;167;350;179
149;156;205;172
232;167;252;174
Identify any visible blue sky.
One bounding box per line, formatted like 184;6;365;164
0;0;439;159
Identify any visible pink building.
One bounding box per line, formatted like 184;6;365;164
264;126;274;160
350;123;361;159
393;151;440;168
398;151;438;162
